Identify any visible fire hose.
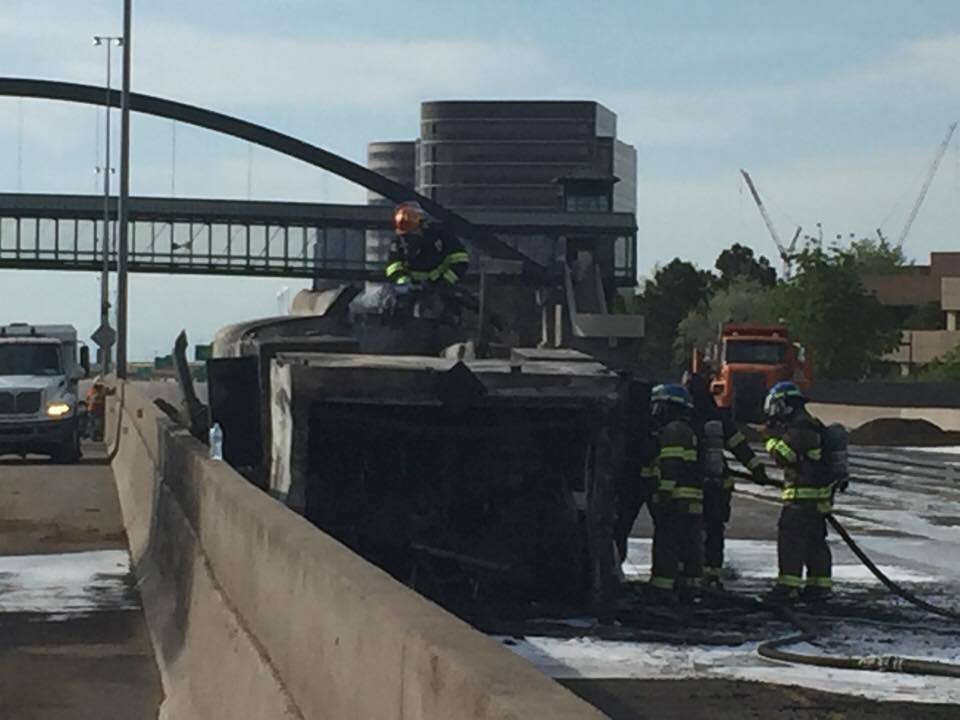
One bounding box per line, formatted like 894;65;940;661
729;467;960;678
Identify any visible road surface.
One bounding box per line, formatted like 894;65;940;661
0;446;162;719
510;445;960;719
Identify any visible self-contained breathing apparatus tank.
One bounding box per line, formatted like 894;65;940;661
821;422;850;490
702;419;726;488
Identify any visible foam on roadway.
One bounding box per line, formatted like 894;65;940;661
506;445;960;719
0;445;162;719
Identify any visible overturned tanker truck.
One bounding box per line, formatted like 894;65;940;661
206;259;645;615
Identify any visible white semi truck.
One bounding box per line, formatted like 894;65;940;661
0;323;90;462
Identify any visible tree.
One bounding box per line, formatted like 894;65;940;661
918;342;960;381
636;259;714;372
675;278;778;365
848;237;908;274
714;243;777;289
769;248;901;379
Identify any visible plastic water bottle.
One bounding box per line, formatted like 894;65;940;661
209;422;224;461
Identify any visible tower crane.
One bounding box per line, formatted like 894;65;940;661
740;169;802;278
895;121;957;250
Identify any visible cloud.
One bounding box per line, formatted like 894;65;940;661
161;150;367;205
0;2;551;114
860;32;960;89
636;146;960;274
2;2;958;287
586;31;960;149
134;25;549;111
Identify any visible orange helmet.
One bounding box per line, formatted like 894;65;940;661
393;202;426;235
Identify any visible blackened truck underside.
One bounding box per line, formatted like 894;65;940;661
208;346;638;615
274;353;627;612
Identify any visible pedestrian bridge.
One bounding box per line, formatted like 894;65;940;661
0;192;637;284
0;78;637;286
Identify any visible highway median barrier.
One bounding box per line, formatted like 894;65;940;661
108;381;606;720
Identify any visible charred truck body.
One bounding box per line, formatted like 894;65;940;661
206;288;644;614
201;171;646;614
271;351;622;610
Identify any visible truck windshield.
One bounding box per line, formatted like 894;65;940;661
0;343;62;376
724;340;787;365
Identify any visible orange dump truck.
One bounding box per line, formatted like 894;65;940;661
700;324;812;423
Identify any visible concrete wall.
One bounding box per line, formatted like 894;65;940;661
109;382;605;720
808;380;960;409
862;273;941;306
807;380;960;431
885;330;960;364
808;402;960;432
942;277;960;312
108;384;301;719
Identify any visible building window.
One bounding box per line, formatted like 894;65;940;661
565;194;610;212
613;235;636;284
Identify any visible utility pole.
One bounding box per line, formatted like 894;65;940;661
16;100;23;191
93;35;122;375
116;0;132;379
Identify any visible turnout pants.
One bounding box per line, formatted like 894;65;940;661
651;500;704;590
777;503;832;590
703;485;732;577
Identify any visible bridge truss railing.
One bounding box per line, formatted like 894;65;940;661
0;194;637;285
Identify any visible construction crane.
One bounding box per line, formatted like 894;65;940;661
740;169;802;278
895;121;957;250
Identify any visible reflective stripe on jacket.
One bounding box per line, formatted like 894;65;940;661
765;411;831;511
656;419;703;513
385;226;469;285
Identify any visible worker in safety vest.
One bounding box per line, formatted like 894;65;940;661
683;371;768;588
385;202;469;289
85;375;108;441
763;381;833;603
648;383;704;600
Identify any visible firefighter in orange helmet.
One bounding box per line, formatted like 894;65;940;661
384;202;469;288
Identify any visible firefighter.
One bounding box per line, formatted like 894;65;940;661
648;384;704;600
763;381;833;603
385;202;470;290
613;421;659;566
682;371;768;588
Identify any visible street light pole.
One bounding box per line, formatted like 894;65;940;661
117;0;132;379
93;35;122;375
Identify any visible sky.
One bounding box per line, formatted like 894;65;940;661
0;0;959;359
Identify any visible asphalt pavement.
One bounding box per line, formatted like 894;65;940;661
548;447;960;718
0;445;162;719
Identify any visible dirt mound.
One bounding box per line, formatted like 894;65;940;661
849;417;960;447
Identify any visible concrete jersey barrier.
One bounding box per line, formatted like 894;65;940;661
808;403;960;433
808;380;960;409
109;382;606;720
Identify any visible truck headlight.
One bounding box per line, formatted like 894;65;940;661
47;402;72;418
